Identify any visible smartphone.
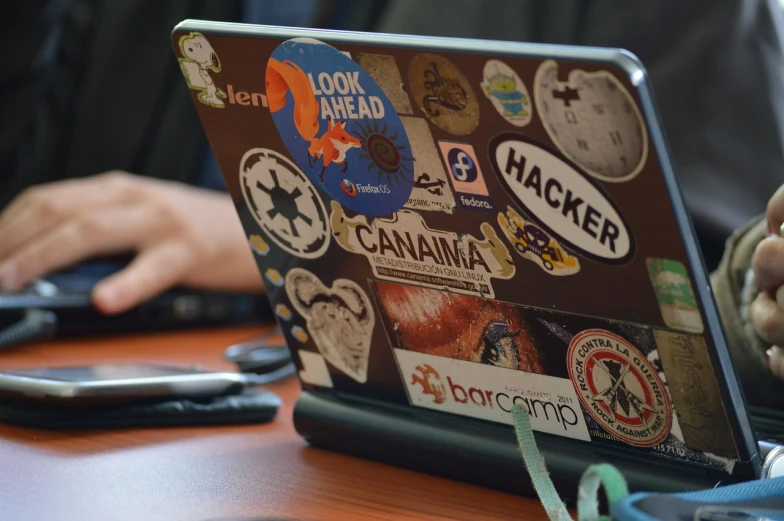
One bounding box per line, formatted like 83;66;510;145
0;363;248;407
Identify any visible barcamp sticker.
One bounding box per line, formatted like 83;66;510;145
239;148;330;259
266;38;415;216
489;133;635;265
480;59;532;127
567;328;672;448
330;201;515;298
408;53;480;136
285;268;375;383
534;60;648;183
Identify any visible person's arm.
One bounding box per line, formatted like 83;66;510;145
711;185;784;409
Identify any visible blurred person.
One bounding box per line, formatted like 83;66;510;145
3;0;784;402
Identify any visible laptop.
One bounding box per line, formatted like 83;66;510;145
172;20;784;501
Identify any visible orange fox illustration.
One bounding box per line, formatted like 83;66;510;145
267;58;363;181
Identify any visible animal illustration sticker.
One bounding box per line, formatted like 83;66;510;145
249;235;270;256
567;329;672;447
480;59;532;127
408;53;480;136
239;148;330;259
285;268;375;383
355;53;414;115
534;60;648;182
498;206;580;275
401;116;456;214
646;259;704;334
489;133;635;265
438;141;495;213
330;201;515;298
177;32;226;108
266;38;415;216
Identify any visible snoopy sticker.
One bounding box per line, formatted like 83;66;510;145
177;32;226;108
285;268;375;383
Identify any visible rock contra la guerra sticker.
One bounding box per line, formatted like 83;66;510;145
266;38;415;217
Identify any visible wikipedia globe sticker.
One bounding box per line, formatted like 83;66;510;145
266;38;415;216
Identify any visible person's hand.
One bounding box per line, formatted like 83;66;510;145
0;172;264;314
750;184;784;379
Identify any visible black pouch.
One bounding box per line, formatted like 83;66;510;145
0;387;281;429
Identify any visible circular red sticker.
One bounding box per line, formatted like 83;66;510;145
567;328;672;447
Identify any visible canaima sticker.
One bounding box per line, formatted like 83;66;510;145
266;38;414;216
330;201;515;298
489;133;635;265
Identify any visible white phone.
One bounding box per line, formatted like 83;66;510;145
0;363;247;407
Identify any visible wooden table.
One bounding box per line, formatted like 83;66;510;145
0;326;550;521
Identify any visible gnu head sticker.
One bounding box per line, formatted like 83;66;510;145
567;329;672;447
489;133;635;265
646;259;704;334
480;60;532;127
498;206;580;275
239;148;330;259
330;201;515;299
266;38;414;217
285;268;375;383
401;116;456;214
177;32;227;108
408;53;480;136
534;60;648;182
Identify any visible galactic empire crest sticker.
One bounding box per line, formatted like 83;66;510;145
330;201;515;298
567;329;672;447
239;147;330;259
266;38;415;217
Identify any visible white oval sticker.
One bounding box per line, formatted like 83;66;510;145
489;134;634;264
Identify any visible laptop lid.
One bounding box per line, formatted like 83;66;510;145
172;21;761;480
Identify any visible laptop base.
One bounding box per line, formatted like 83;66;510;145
294;391;739;504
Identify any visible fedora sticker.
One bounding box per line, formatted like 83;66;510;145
489;133;634;265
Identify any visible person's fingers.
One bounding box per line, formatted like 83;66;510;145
0;206;152;291
0;172;148;259
768;346;784;380
752;236;784;291
749;291;784;346
92;241;193;315
767;184;784;235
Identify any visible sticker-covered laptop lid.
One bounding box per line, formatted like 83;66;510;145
172;24;752;474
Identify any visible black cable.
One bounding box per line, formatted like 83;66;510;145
0;309;58;349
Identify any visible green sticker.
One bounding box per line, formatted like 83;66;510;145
646;258;704;334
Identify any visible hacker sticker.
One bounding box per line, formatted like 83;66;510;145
534;60;648;182
401;116;456;214
249;234;270;256
285;267;375;383
480;59;532;127
438;141;495;213
331;201;515;298
489;133;634;265
408;53;480;136
646;259;704;334
567;328;672;447
652;330;736;457
498;206;580;275
355;53;414;115
266;38;414;216
177;32;227;108
239;148;330;259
